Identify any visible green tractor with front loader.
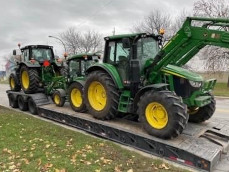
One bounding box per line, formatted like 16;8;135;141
9;44;65;94
52;53;101;112
83;17;229;139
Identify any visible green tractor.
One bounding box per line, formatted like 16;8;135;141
9;45;65;94
52;53;100;112
83;17;228;139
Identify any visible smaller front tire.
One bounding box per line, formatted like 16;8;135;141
53;89;66;107
69;82;86;112
137;90;188;139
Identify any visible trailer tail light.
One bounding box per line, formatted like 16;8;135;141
43;60;50;67
169;156;194;166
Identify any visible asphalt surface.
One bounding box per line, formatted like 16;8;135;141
1;83;228;120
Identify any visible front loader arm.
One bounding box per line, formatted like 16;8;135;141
151;17;229;79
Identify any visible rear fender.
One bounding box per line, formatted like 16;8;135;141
86;63;124;89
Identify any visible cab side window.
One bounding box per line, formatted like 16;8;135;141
23;49;29;61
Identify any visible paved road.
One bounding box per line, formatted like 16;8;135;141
1;83;228;119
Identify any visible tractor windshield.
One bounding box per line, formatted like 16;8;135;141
137;37;159;69
31;48;53;62
137;37;159;60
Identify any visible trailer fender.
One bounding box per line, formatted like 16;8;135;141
86;64;124;89
133;83;168;112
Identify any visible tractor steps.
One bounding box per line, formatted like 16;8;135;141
38;103;229;172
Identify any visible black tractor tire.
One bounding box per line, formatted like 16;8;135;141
28;98;38;115
69;82;86;112
84;71;120;120
137;90;188;139
8;94;18;108
53;89;66;107
18;95;28;111
188;94;216;123
20;66;40;94
9;73;21;91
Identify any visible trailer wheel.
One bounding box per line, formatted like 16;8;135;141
188;94;215;123
137;90;188;139
28;98;38;115
53;90;65;107
20;66;39;94
69;82;86;112
9;73;21;91
8;94;18;108
84;71;119;120
18;95;28;111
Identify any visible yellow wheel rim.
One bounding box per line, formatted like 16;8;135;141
145;102;168;129
22;70;29;89
10;77;15;89
88;81;107;111
54;94;60;105
188;107;199;115
71;88;82;108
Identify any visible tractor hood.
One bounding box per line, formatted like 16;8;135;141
161;64;203;82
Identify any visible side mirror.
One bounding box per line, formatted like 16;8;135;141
122;38;131;48
13;50;16;55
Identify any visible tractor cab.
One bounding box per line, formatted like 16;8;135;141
103;33;162;86
17;45;55;64
67;53;100;80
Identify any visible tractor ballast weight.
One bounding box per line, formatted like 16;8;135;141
83;17;229;139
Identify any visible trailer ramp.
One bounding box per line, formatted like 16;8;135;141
38;104;229;172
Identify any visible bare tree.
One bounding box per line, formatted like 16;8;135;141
60;28;103;55
193;0;229;86
132;10;172;39
60;27;81;55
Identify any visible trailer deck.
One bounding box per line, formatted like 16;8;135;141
38;103;229;172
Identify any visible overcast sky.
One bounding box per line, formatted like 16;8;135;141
0;0;197;70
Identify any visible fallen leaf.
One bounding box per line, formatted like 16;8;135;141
45;163;53;168
127;169;133;172
8;164;16;170
159;163;170;170
114;166;122;172
95;169;101;172
21;158;29;165
37;159;42;166
46;144;51;148
85;161;91;165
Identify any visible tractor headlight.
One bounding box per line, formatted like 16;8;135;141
189;80;202;88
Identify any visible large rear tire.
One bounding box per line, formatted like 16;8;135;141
188;94;216;123
137;90;188;139
84;71;120;120
9;73;21;91
20;66;40;94
69;82;86;112
18;95;28;111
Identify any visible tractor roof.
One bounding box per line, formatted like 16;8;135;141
104;33;154;40
20;45;53;50
67;53;101;61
